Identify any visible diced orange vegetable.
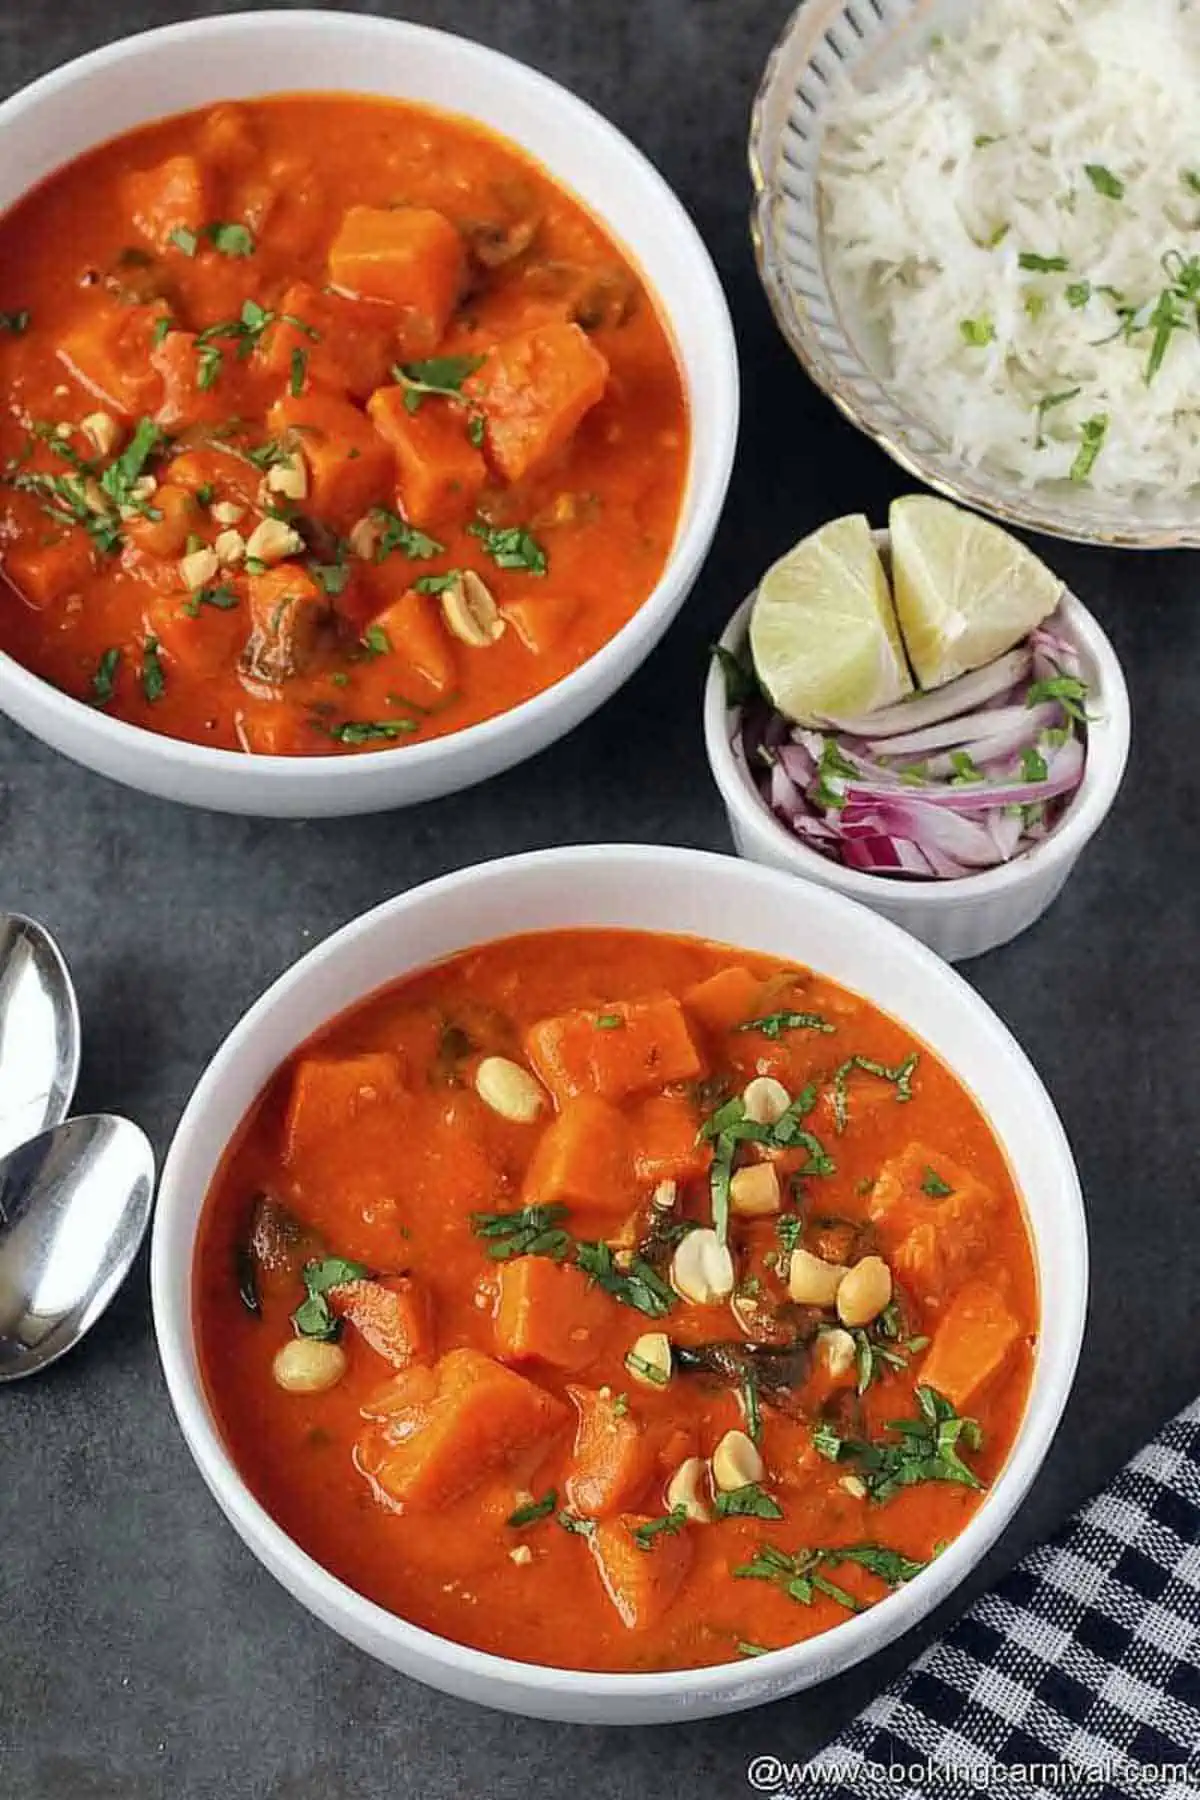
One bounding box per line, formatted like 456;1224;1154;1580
632;1094;710;1184
1;534;94;609
502;595;579;656
869;1143;999;1306
524;995;702;1106
198;105;258;169
590;1515;693;1630
141;588;246;678
260;282;398;400
357;1347;568;1510
151;330;239;428
57;304;165;418
234;703;317;755
243;566;328;685
494;1257;614;1372
468;322;608;484
123;154;210;253
124;483;201;558
365;587;456;698
328;206;465;354
918;1281;1022;1410
682;966;764;1036
267;392;394;526
366;387;487;527
521;1096;631;1213
564;1386;660;1517
284;1050;406;1164
330;1275;433;1369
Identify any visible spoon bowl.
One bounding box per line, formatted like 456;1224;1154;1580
0;914;80;1163
0;1114;155;1382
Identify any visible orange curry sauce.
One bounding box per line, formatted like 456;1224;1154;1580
195;930;1037;1673
0;97;688;754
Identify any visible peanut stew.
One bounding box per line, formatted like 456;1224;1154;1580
196;929;1037;1672
0;97;688;754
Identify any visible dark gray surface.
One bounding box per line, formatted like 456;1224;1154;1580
0;2;1194;1795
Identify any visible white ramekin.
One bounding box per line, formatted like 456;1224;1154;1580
0;12;737;816
704;574;1131;963
151;845;1086;1724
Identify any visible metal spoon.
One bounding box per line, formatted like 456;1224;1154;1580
0;1115;155;1382
0;914;80;1164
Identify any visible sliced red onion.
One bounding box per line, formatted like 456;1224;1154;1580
736;608;1089;884
822;647;1031;737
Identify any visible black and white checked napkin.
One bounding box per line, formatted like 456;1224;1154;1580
802;1397;1200;1799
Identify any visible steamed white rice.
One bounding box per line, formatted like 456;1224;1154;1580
821;0;1200;495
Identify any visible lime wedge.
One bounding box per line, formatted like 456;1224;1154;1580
889;496;1063;689
748;515;913;725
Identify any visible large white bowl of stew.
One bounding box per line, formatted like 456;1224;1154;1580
152;846;1086;1723
0;13;736;814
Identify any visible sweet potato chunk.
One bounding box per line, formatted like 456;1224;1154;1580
151;330;237;428
283;1050;405;1164
57;304;165;418
328;206;465;354
590;1515;693;1631
365;586;456;698
330;1275;433;1369
267;393;394;527
2;534;94;609
242;566;328;685
869;1143;999;1306
469;322;608;484
632;1094;711;1184
123;154;210;253
524;995;702;1106
124;483;201;559
367;386;487;527
494;1258;614;1373
564;1386;660;1517
521;1096;631;1213
358;1347;568;1511
502;595;579;656
142;588;245;678
918;1281;1022;1410
681;966;764;1036
260;282;398;400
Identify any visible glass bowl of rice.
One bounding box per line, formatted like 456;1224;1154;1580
751;0;1200;547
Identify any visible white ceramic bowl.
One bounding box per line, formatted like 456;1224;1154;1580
704;567;1131;964
750;0;1200;548
151;845;1086;1724
0;12;737;816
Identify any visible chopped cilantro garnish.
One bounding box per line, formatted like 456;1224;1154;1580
292;1256;370;1340
0;310;30;334
91;647;121;705
1084;163;1125;200
168;226;198;256
632;1506;689;1549
372;508;444;562
1069;414;1108;483
205;221;255;258
507;1489;557;1529
1018;252;1069;273
467;519;547;575
141;636;166;702
959;316;995;347
392;354;484;413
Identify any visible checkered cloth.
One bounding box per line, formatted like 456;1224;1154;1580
805;1397;1200;1799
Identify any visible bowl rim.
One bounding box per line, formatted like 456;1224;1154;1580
747;0;1200;551
151;843;1087;1708
0;9;738;795
703;569;1131;910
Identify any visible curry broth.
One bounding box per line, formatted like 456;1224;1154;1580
195;930;1037;1673
0;96;688;753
